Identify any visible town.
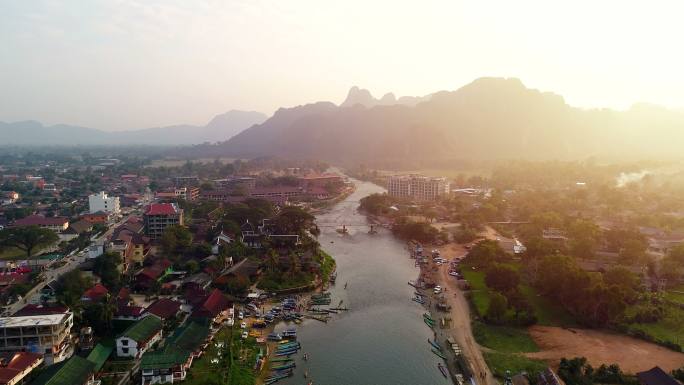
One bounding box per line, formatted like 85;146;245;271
0;153;349;385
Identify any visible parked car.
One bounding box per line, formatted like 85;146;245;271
240;322;247;329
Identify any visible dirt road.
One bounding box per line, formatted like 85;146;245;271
434;242;497;385
526;326;684;373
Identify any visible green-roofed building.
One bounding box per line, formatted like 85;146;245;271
140;321;211;384
115;315;163;359
86;343;113;373
31;356;95;385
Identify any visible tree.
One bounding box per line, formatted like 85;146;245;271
57;270;92;309
185;260;199;274
485;264;520;294
0;226;59;258
463;240;506;268
266;249;279;273
486;292;508;323
160;225;192;256
274;206;316;235
93;252;122;290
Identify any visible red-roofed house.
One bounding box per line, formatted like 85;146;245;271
134;259;173;291
13;304;68;317
145;298;181;321
0;352;43;385
81;284;109;303
190;289;232;324
143;203;183;239
114;305;146;321
12;215;69;233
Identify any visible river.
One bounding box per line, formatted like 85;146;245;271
276;179;448;385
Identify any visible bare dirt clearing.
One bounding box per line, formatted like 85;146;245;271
526;325;684;373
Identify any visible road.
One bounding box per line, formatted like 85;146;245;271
430;242;497;385
4;214;133;316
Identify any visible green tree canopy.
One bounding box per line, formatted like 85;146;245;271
0;226;59;258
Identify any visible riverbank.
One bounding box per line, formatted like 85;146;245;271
413;243;497;385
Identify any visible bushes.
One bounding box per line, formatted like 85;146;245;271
558;357;637;385
392;219;439;244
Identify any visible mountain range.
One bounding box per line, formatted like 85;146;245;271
5;78;684;167
181;78;684;166
0;110;267;146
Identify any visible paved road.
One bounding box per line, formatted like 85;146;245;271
5;214;133;316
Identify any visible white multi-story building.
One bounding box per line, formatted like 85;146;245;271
88;191;120;214
387;175;450;202
0;313;74;364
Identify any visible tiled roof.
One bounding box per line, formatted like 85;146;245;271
144;203;180;216
13;304;68;317
0;352;42;383
31;356;94;385
86;344;113;373
146;298;181;320
140;321;210;370
116;305;145;318
637;367;681;385
14;215;68;227
82;284;108;301
118;316;162;344
137;259;172;281
192;289;230;318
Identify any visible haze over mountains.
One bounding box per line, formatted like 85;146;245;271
5;78;684;167
0;110;267;146
184;78;684;166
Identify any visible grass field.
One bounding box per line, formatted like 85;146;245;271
473;322;539;353
664;286;684;304
626;304;684;350
483;352;547;379
0;247;27;260
462;265;576;326
462;268;489;316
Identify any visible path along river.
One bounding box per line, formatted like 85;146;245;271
277;179;448;385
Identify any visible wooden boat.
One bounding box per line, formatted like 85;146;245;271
424;318;434;328
270;358;294;363
271;362;296;370
438;363;448;378
408;280;418;287
423;313;434;322
428;338;442;351
412;297;426;305
431;348;446;359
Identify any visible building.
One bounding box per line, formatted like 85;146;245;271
143;203;184;239
134;259;173;291
189;289;232;324
0;312;73;364
140;321;210;385
387;175;450;201
115;316;163;359
30;355;96;385
88;191;120;215
12;215;69;233
155;187;199;201
145;299;181;323
81;212;109;225
0;352;43;385
637;367;681;385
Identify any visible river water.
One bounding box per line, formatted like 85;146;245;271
276;179;448;385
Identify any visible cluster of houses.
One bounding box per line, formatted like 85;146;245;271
0;281;234;385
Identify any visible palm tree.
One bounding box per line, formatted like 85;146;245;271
266;249;279;274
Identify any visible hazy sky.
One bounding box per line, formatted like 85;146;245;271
1;0;683;131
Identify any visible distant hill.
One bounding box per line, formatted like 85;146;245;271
183;78;684;166
340;86;432;108
0;110;267;146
